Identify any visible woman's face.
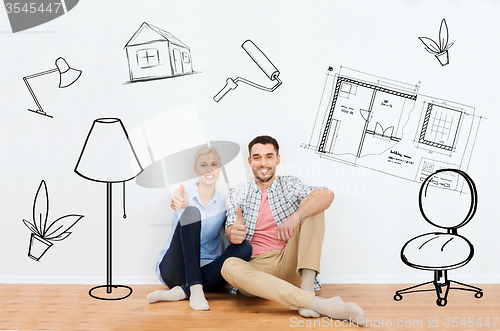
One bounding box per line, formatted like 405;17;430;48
193;152;221;186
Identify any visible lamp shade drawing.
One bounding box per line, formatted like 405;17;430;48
75;118;143;300
23;57;82;118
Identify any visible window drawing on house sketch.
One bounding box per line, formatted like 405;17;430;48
136;49;160;69
303;66;483;183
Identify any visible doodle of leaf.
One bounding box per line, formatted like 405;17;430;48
33;180;49;236
23;219;40;236
439;19;449;51
423;47;435;54
443;42;454;51
418;37;441;54
44;214;83;240
45;232;71;242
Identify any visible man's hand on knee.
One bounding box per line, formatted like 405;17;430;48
277;214;300;242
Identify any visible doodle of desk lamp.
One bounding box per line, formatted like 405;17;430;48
23;57;82;118
213;40;282;102
75;118;143;300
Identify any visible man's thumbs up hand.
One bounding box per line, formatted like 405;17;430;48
235;207;244;225
230;207;246;244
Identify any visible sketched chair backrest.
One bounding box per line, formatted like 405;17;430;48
419;168;477;233
394;168;483;307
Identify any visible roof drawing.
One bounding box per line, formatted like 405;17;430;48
124;22;189;49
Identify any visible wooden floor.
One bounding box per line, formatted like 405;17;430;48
1;283;498;330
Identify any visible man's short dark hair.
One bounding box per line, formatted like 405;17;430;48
248;135;279;155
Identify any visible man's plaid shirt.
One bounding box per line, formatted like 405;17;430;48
225;175;323;293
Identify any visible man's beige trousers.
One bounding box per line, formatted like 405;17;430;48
221;203;325;310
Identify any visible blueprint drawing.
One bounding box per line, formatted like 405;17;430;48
303;67;482;183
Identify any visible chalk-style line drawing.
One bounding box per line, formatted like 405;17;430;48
213;39;282;102
23;57;82;118
302;66;483;183
5;0;80;33
410;97;482;183
124;22;195;83
316;75;417;159
418;18;454;66
394;169;482;307
418;103;462;152
22;180;84;261
75;118;143;300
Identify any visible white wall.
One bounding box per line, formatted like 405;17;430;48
0;0;498;286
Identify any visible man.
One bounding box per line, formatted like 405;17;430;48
221;135;365;325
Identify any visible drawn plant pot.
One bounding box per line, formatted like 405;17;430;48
28;233;53;261
23;180;84;262
435;50;449;66
418;19;454;67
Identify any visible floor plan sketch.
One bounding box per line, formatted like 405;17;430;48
418;103;462;152
304;67;482;183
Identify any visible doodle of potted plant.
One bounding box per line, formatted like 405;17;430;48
418;18;454;66
22;180;84;261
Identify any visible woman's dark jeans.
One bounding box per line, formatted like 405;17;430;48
158;206;252;297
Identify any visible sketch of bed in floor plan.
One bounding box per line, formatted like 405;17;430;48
303;67;483;183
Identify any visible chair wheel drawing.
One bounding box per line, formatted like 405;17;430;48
394;168;483;307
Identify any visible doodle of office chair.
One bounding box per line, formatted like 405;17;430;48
393;168;483;307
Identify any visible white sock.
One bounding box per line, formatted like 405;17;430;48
147;286;187;303
298;269;321;318
189;284;210;311
308;296;366;326
300;269;316;292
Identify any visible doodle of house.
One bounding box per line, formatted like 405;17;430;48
124;22;193;82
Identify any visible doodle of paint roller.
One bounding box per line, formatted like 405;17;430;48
213;40;282;102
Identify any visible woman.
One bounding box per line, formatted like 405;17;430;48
147;146;252;310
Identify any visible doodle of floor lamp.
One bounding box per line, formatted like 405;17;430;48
75;118;143;300
23;57;82;118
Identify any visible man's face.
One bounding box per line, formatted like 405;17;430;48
248;143;280;184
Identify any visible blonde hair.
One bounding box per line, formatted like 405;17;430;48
193;145;221;165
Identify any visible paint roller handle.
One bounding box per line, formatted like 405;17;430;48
213;78;238;102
